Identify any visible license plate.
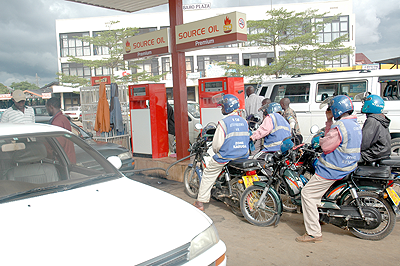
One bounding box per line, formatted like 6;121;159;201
387;187;400;206
242;175;260;188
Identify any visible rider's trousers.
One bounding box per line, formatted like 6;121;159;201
197;158;227;203
300;174;335;237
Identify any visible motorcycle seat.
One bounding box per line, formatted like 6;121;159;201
228;159;260;170
353;165;392;179
380;157;400;168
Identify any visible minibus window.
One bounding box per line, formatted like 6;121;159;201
270;83;310;103
317;81;367;102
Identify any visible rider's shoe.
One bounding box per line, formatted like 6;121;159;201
295;233;322;243
194;201;204;211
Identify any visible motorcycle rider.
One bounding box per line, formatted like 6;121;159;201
194;94;250;211
296;95;362;243
250;102;291;159
360;94;391;163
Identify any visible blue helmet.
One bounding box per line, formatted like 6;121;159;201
328;95;353;119
361;94;384;114
266;102;282;114
220;94;240;114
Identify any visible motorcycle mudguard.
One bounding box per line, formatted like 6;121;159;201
251;182;283;219
188;163;202;183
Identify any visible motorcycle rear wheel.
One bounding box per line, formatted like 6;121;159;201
343;191;396;241
240;186;278;227
184;166;199;199
229;181;245;217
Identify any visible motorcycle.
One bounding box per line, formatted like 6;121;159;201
184;123;261;216
240;126;399;240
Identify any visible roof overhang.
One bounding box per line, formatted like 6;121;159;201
66;0;168;13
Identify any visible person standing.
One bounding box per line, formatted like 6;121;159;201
280;98;303;145
46;97;71;131
46;97;76;164
296;95;361;243
194;94;249;211
167;102;176;156
245;86;263;155
360;94;391;163
1;90;35;123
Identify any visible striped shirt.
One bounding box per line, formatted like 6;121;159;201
0;105;35;124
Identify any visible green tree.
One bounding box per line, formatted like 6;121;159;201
10;81;40;91
0;83;10;94
222;8;353;80
61;20;163;85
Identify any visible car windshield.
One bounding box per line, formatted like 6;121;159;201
0;131;122;203
66;107;80;111
33;106;49;116
188;102;200;118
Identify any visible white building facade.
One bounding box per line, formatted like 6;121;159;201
56;0;355;103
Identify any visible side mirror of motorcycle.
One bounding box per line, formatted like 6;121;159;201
310;125;319;135
195;123;203;130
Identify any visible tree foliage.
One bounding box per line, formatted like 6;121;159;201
10;81;40;91
59;21;162;85
222;8;353;80
0;83;10;94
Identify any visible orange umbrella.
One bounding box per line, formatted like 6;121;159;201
94;82;111;133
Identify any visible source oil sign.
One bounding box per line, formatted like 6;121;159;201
123;28;170;60
176;11;247;52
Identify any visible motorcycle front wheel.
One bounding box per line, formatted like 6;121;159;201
184;165;200;199
343;191;396;241
240;185;278;227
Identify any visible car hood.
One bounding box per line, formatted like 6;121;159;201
0;177;212;265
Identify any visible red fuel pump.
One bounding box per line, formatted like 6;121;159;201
128;83;168;158
198;77;245;126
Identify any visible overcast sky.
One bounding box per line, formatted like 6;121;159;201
0;0;399;88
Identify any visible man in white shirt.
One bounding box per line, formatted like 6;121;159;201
245;85;263;155
1;90;35;123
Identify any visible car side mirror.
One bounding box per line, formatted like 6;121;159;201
87;132;93;138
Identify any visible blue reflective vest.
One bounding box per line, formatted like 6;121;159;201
213;115;250;163
315;117;362;180
262;113;291;152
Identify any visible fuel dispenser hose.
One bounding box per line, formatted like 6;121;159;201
121;153;195;177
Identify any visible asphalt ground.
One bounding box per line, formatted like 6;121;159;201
130;174;400;266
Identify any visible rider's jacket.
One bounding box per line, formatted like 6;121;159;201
316;117;362;180
262;113;291;152
213;115;249;163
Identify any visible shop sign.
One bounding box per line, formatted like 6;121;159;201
91;76;111;86
123;28;170;60
0;94;11;100
176;11;247;52
42;93;52;99
183;3;211;11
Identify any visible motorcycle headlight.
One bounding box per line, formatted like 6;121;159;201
189;224;219;260
117;152;132;160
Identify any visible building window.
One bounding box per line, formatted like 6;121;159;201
186;56;194;73
197;54;239;75
162;57;171;74
162;56;194;74
61;63;91;79
317;15;349;43
93;31;109;55
137;27;157;35
130;58;159;76
243;53;274;66
60;32;90;57
324;54;350;68
94;66;111;76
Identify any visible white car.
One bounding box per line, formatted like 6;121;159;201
168;100;201;143
0;123;226;265
63;106;82;121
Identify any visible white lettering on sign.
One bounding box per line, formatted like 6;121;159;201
183;3;211;11
137;51;152;57
195;39;215;46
